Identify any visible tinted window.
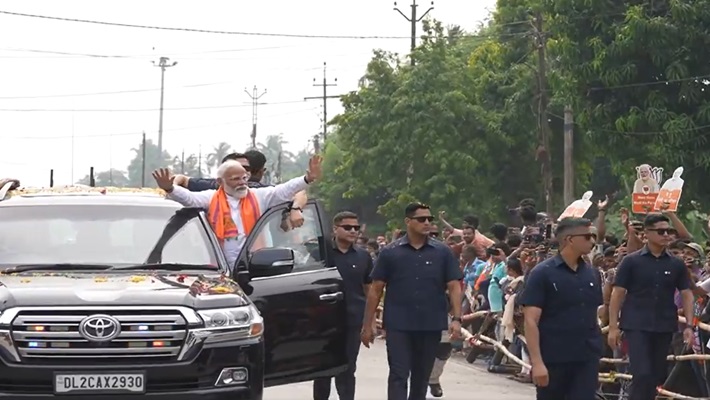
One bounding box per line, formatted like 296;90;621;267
0;204;219;267
247;204;324;270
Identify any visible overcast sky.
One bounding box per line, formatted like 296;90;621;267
0;0;495;186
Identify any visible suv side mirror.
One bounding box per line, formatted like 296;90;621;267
249;248;295;278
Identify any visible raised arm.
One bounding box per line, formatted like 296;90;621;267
152;168;213;209
258;155;322;209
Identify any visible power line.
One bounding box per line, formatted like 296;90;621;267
0;99;305;112
3;107;317;140
0;9;530;40
0;81;231;99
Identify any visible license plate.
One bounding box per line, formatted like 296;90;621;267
54;372;145;394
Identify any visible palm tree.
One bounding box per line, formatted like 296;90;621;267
205;142;232;173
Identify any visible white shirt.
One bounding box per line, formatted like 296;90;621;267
166;176;309;266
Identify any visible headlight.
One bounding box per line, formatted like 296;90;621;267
197;306;264;337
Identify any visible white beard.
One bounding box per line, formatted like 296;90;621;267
225;185;248;199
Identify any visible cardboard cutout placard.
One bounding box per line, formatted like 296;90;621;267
558;191;593;221
653;167;684;212
632;164;663;213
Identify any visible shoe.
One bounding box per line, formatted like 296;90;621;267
429;384;443;398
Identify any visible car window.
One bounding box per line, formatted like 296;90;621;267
0;204;219;267
247;204;324;270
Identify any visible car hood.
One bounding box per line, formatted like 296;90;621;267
0;272;250;309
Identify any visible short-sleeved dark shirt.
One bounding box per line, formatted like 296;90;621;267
614;246;690;333
519;255;603;364
330;242;374;327
370;235;463;331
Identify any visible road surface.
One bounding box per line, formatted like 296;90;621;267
265;339;534;399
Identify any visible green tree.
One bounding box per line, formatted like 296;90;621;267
76;169;130;187
126;138;172;188
205;142;232;174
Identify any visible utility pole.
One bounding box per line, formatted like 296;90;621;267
304;62;338;141
141;132;147;187
394;0;434;65
532;11;554;215
197;145;202;178
244;86;267;149
180;150;185;174
563;105;574;206
276;151;283;183
152;57;178;158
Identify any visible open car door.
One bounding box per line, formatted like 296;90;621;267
235;199;348;387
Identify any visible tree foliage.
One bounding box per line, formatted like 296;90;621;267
317;3;710;230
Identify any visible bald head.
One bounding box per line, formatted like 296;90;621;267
217;160;250;198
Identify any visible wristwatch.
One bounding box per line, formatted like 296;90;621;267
290;207;303;212
451;316;462;323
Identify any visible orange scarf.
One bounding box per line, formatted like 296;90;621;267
207;187;261;244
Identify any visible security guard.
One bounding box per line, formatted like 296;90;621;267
361;203;463;400
519;217;602;400
608;214;694;400
313;211;373;400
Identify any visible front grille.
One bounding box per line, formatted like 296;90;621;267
10;308;188;364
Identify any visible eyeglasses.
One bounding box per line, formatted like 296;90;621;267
647;228;677;236
411;216;434;223
569;233;595;241
241;165;252;172
338;224;361;232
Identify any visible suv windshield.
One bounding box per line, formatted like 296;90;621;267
0;204;219;268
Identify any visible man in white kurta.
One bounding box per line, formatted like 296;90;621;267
152;156;320;266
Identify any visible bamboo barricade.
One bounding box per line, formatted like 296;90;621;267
376;305;710;400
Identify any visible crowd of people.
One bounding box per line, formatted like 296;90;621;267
359;197;710;399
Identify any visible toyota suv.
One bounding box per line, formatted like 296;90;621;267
0;184;348;399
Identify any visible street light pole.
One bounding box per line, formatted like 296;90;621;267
152;57;178;159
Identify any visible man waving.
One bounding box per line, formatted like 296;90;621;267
152;155;322;266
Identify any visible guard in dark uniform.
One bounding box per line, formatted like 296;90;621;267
519;217;602;400
361;203;463;400
608;214;694;400
313;211;374;400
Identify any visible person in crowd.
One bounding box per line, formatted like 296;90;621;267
313;211;374;400
490;222;508;243
519;217;602;400
438;211;495;258
361;203;463;400
608;214;694;400
151;155;321;267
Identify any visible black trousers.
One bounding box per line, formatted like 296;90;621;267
625;330;673;400
536;360;599;400
385;330;441;400
313;327;361;400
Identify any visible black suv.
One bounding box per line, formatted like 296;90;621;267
0;185;348;399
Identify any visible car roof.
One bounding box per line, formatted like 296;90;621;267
0;186;181;208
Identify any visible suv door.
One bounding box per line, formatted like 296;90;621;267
235;199;348;387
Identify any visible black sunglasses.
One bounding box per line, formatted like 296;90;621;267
647;228;677;236
411;216;434;223
338;224;361;232
569;233;595;241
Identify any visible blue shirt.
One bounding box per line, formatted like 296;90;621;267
519;255;603;363
487;261;507;312
463;258;485;287
371;235;463;331
614;246;690;333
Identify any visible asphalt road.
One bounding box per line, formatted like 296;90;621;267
265;339;534;399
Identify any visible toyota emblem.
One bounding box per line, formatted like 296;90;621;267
79;314;121;342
